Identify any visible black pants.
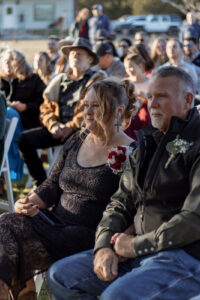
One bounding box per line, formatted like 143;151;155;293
18;126;64;186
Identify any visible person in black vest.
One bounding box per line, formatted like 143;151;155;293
48;66;200;300
18;38;105;187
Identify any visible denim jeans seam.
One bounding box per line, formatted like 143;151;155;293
174;252;200;276
65;274;97;290
149;273;193;299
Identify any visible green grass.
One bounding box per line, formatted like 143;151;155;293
38;286;50;300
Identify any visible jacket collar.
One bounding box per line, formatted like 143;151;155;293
140;107;199;144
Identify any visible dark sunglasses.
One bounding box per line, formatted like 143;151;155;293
183;42;194;48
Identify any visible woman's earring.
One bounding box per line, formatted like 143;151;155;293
114;117;122;132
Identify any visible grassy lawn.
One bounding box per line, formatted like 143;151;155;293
0;40;47;64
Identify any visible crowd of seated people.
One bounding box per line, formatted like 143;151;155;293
0;49;45;183
0;7;200;299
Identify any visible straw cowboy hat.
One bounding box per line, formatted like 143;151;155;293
58;36;75;49
61;37;99;65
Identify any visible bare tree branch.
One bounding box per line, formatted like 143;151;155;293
160;0;200;18
160;0;187;14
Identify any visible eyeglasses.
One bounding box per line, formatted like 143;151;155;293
183;42;194;48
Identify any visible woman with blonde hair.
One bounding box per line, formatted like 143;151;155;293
151;36;168;67
0;78;137;299
70;8;90;40
0;49;45;180
33;51;53;84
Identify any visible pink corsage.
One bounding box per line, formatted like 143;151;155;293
107;145;133;174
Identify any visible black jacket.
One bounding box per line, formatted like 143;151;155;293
95;108;200;260
0;74;45;129
70;21;89;40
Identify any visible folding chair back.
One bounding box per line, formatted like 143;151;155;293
0;117;18;212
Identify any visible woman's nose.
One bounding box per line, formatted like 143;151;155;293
85;106;93;114
88;107;94;114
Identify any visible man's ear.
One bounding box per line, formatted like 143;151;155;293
88;56;94;64
185;92;194;109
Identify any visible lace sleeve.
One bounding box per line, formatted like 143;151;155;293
34;131;81;207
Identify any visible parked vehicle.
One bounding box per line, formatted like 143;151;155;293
112;14;182;35
130;14;182;35
112;16;146;34
110;15;132;32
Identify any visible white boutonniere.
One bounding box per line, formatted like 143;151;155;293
165;135;193;169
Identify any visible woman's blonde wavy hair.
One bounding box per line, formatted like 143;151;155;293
81;78;137;144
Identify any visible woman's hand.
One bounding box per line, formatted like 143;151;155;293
15;196;39;217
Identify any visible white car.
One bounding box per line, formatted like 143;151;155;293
129;14;182;35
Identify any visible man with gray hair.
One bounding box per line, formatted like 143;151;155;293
48;66;200;300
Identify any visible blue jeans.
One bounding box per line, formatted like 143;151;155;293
47;248;200;300
7;107;24;180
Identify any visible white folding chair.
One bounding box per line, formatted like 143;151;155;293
34;272;55;299
0;117;18;212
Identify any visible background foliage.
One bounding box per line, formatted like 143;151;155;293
77;0;186;19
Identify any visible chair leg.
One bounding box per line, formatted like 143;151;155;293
4;157;14;212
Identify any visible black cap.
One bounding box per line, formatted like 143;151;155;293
93;42;113;57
